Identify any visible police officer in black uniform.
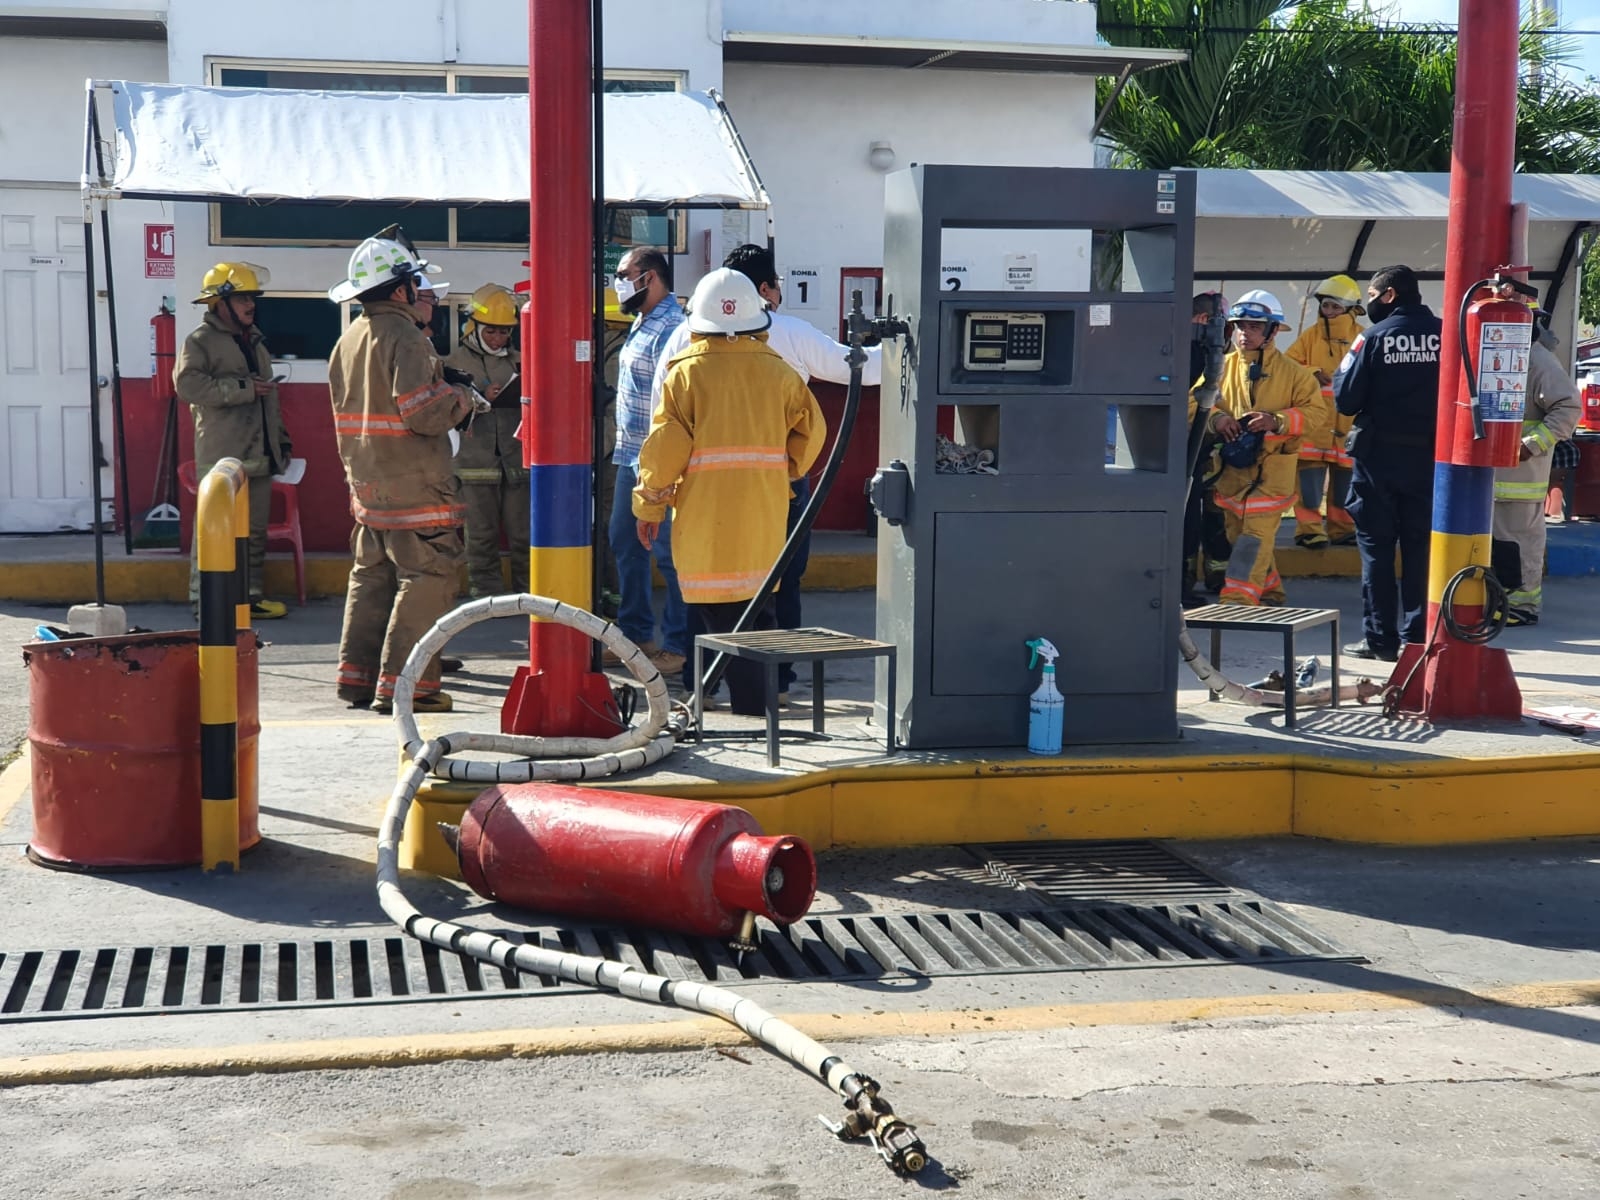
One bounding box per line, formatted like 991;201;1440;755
1331;265;1443;661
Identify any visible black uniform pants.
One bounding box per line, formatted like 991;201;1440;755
1346;458;1433;651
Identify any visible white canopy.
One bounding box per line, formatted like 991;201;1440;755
1194;169;1600;223
86;81;769;209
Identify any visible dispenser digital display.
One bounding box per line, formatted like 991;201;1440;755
961;311;1047;372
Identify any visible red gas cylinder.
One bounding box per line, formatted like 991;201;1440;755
448;783;817;939
25;629;261;870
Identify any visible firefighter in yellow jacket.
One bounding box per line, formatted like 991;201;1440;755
174;262;292;619
1205;291;1329;606
1286;275;1364;548
633;269;825;716
327;227;480;714
446;284;528;597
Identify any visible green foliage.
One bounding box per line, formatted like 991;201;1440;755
1094;0;1600;175
1580;235;1600;329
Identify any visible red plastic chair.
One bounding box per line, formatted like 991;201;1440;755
178;461;306;606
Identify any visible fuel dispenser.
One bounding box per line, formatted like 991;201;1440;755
870;166;1195;748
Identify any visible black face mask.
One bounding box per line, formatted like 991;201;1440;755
1366;294;1396;324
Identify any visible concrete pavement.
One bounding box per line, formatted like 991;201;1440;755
3;581;1600;1195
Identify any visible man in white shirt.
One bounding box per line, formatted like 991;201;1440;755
652;245;882;701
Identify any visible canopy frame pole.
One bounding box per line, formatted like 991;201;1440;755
88;94;134;557
81;85;107;604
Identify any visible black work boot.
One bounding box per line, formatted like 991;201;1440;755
1343;639;1398;663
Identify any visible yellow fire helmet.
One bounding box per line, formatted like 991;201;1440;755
194;262;270;304
463;283;520;336
1312;273;1365;315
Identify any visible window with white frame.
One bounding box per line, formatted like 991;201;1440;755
207;61;687;251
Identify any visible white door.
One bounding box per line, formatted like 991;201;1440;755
0;187;109;533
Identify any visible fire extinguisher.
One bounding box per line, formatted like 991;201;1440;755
1456;271;1535;467
150;303;176;406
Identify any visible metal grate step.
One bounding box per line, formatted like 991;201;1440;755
0;901;1361;1025
964;840;1242;904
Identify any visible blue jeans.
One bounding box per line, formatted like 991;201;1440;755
609;463;687;655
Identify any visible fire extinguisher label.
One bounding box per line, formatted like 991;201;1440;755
1477;322;1531;423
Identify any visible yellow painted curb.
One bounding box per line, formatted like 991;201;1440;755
0;744;31;826
2;540;1367;603
413;744;1600;850
3;977;1595;1088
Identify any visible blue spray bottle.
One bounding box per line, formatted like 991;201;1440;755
1025;637;1063;755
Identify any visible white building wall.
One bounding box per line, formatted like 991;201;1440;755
721;0;1097;45
155;0;735;376
0;33;169;529
725;63;1096;338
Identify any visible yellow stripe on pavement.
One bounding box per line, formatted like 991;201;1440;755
2;978;1596;1088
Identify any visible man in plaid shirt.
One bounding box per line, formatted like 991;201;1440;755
606;247;688;672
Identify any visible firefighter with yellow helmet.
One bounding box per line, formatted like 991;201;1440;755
1286;275;1365;549
173;262;292;619
445;284;527;596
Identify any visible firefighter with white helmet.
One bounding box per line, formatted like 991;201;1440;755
1287;274;1365;549
633;268;826;714
327;226;482;713
174;261;292;620
1201;290;1329;606
446;283;528;597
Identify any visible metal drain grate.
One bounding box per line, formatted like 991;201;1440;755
0;901;1360;1024
965;841;1241;904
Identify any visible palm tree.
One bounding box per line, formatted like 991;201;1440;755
1094;0;1600;321
1095;0;1600;175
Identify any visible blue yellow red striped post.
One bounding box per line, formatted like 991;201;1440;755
504;0;621;739
1395;0;1523;720
196;457;246;871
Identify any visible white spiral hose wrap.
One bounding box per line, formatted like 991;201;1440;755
374;596;875;1137
393;594;675;782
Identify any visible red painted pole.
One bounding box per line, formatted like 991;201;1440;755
502;0;621;737
1391;0;1523;720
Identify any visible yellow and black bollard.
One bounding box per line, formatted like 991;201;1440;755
195;457;251;872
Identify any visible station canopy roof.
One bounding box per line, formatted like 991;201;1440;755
1190;168;1600;282
85;81;770;209
1194;169;1600;223
719;30;1186;75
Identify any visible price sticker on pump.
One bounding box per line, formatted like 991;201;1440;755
1003;252;1038;291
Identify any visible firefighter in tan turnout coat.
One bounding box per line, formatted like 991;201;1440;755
446;284;528;597
174;262;292;619
327;227;483;714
